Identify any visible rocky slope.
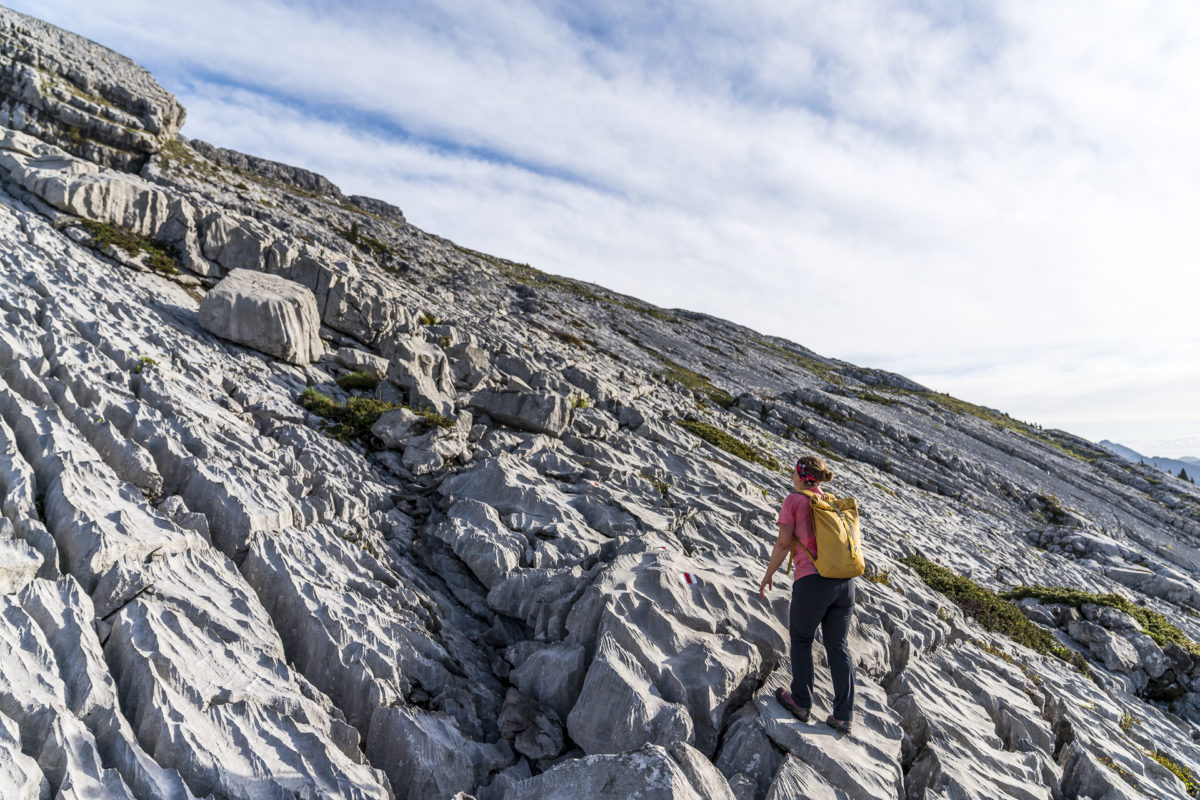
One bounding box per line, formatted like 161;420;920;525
2;5;1200;799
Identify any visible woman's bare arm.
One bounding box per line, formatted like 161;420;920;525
758;522;795;597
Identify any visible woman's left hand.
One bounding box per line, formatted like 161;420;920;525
757;575;773;598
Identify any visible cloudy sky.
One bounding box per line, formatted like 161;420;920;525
12;1;1200;457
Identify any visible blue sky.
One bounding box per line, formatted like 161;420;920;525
10;0;1200;457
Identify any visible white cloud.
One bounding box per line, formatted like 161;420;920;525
8;0;1200;449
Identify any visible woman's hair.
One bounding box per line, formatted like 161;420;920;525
796;455;834;483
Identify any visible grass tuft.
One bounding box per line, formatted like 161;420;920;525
79;219;178;275
336;371;380;392
1000;585;1200;658
900;555;1092;677
677;420;781;471
298;388;397;442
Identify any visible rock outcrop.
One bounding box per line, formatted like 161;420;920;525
0;6;185;170
1;8;1199;800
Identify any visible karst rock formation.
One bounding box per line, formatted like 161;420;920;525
2;6;1199;799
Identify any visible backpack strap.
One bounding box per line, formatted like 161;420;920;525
791;490;821;568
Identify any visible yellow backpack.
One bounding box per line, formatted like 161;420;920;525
785;489;865;579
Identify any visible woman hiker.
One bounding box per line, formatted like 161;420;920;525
757;454;856;734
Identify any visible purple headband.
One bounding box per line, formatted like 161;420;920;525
795;460;818;483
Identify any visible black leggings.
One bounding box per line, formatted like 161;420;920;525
789;574;856;721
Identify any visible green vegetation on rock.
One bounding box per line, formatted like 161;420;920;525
336;371;380;392
336;221;390;259
1031;493;1073;525
677;419;781;471
637;344;734;407
414;409;456;430
900;555;1093;676
79;219;178;275
1150;749;1200;796
1000;585;1200;658
298;388;397;442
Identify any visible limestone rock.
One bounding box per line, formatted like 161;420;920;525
386;335;456;415
511;643;588;721
337;346;390;378
401;426;467;475
0;518;41;593
1068;619;1142;673
567;631;695;755
498;688;564;761
0;8;185;169
365;706;511;800
371;406;425;449
469;389;573;437
433;499;526;589
99;548;391;798
503;744;718;800
198;268;323;364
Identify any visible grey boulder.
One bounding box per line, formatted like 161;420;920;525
198;268;323;364
469;389;573;437
385;336;456;415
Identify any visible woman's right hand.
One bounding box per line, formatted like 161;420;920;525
757;575;773;598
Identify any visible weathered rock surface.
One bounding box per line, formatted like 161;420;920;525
385;335;456;415
1;9;1200;800
198;268;323;364
0;6;185;169
470;388;574;436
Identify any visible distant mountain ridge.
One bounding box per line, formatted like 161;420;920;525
1099;439;1199;478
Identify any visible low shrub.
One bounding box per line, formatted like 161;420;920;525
900;555;1092;676
336;371;380;392
1000;585;1200;658
1150;749;1200;796
414;409;455;429
867;570;892;587
298;388;397;442
79;219;178;275
677;420;781;471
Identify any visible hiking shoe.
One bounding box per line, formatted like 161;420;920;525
826;715;852;735
774;688;810;722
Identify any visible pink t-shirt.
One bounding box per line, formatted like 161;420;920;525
778;487;823;580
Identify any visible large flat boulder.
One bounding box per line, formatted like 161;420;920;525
469;389;573;436
198;268;323;364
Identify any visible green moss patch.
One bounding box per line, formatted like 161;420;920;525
79;219;178;275
677;420;780;471
1000;585;1200;658
900;555;1092;676
336;371;381;392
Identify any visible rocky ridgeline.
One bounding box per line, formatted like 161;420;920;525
2;6;1200;799
0;7;184;171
